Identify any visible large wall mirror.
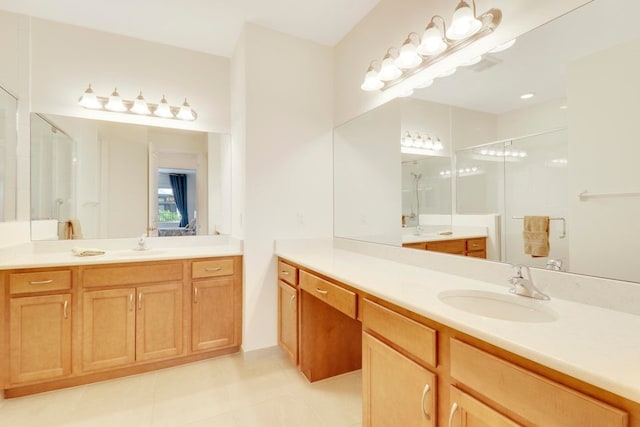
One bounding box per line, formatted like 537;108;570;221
0;85;18;223
334;0;640;283
30;113;231;240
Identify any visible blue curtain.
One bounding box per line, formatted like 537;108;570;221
169;174;189;227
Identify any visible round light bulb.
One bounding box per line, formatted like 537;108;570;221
395;39;423;69
78;84;102;109
130;91;151;115
361;67;384;91
447;0;482;40
378;54;402;81
417;23;447;56
154;95;174;118
105;88;127;112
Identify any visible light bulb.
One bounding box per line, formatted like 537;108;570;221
395;38;423;69
378;53;402;81
433;138;444;151
417;22;447;56
177;98;196;120
401;132;413;147
447;0;482;40
154;95;174;118
78;84;102;109
130;91;151;115
105;88;127;112
424;136;434;150
361;66;384;91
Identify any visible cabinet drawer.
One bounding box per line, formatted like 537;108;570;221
83;263;183;288
278;260;298;286
450;339;628;427
10;270;71;295
299;271;357;319
467;250;486;259
362;299;436;368
466;238;486;252
192;259;234;279
426;239;465;254
402;242;427;250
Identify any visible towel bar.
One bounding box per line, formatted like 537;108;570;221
579;191;640;201
512;216;566;239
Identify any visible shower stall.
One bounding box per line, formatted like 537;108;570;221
455;128;569;269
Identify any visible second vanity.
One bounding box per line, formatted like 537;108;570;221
0;237;243;397
276;239;640;427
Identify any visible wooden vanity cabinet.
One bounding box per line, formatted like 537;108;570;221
7;270;72;385
448;386;523;427
191;257;242;352
81;263;184;371
404;237;487;258
362;299;437;427
277;259;299;364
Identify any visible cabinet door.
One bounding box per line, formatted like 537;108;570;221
136;283;183;362
448;386;522;427
83;288;135;371
192;277;236;351
278;280;298;364
9;294;72;384
363;332;436;427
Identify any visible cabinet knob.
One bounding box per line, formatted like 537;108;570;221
315;288;328;295
290;294;296;308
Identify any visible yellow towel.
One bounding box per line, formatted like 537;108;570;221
523;216;549;257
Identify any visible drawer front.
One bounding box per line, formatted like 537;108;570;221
278;260;298;286
466;238;486;252
83;263;183;288
467;250;486;259
450;339;628;427
192;259;234;279
362;299;436;368
299;270;357;319
426;239;465;254
10;270;72;295
402;242;427;250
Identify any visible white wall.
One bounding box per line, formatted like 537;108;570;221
333;0;592;126
29;18;230;134
568;38;640;282
233;24;334;351
334;99;401;245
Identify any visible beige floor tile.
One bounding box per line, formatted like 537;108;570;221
0;348;362;427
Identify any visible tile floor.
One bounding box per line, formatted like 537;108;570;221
0;347;362;427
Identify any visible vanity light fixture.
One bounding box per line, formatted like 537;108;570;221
401;131;445;155
361;1;504;93
77;84;198;121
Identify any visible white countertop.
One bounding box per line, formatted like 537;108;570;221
0;236;243;269
275;242;640;403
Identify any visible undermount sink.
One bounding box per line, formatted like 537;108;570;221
114;249;167;258
438;289;556;323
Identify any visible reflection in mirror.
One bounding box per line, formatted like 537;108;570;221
334;0;640;283
0;86;18;222
30;113;231;240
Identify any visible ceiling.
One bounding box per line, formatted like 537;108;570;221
412;0;640;114
0;0;381;57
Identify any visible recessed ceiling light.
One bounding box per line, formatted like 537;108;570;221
520;93;535;100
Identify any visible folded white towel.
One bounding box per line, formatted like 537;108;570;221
71;247;106;257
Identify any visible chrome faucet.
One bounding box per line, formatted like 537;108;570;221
136;234;148;251
508;265;550;300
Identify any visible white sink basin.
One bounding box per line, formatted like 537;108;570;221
114;249;167;258
438;289;556;323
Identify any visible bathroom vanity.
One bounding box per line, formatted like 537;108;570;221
0;243;242;397
276;242;640;427
402;235;487;258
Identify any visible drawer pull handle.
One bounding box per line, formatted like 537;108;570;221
421;384;431;420
448;402;459;427
281;271;290;276
138;292;143;310
194;287;199;304
129;293;134;312
290;294;296;307
30;279;54;285
63;300;69;319
315;288;328;295
205;267;222;272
